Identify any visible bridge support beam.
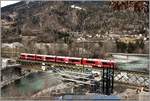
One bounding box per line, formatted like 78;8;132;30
102;67;114;95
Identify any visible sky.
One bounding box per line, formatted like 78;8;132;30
1;1;20;7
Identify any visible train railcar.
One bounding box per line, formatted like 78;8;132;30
68;57;82;65
56;56;69;63
82;58;101;67
26;53;36;61
19;53;27;60
101;60;116;68
109;60;117;69
45;55;56;62
35;54;45;61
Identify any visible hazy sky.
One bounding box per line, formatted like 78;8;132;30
1;1;20;7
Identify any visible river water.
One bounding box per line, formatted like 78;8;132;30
1;71;62;97
1;55;149;98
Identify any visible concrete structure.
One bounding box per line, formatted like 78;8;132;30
1;58;22;88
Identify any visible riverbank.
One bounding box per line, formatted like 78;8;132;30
31;82;74;99
1;71;63;98
1;70;32;88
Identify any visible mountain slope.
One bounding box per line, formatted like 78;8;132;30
1;1;149;55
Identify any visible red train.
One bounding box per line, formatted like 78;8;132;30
19;53;116;69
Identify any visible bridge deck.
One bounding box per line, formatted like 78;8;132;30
17;59;149;88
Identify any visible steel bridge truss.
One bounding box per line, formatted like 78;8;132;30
17;60;149;94
114;70;149;88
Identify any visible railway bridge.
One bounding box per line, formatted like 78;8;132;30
17;59;149;94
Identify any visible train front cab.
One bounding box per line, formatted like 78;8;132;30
19;53;27;60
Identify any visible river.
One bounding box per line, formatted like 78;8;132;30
1;71;62;97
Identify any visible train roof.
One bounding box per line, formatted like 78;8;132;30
56;56;69;58
21;53;35;55
35;54;54;57
83;58;99;61
41;54;56;57
68;57;82;60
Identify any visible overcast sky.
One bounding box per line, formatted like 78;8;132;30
1;1;20;7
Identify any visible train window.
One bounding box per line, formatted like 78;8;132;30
36;56;42;59
102;62;109;65
57;58;64;61
20;55;25;59
86;60;95;64
27;55;35;58
69;59;80;62
46;57;55;60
